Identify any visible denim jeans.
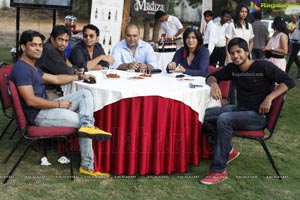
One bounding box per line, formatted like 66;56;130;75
203;105;267;172
35;89;95;171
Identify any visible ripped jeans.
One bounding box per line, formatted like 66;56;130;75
35;89;96;171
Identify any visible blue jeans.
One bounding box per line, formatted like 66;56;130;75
35;89;95;171
203;105;267;172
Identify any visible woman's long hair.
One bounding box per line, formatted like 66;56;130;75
182;27;203;59
234;3;249;29
272;16;289;37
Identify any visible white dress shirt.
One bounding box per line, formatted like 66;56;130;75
215;21;229;47
225;22;255;45
203;20;218;55
160;15;184;38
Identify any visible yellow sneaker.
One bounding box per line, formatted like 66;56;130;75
79;166;110;177
78;126;112;141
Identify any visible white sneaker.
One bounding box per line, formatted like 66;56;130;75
58;156;70;164
41;156;52;166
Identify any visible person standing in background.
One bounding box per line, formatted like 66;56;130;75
203;10;217;56
287;15;297;34
263;16;289;72
154;10;185;38
225;3;254;104
251;11;269;59
286;21;300;79
225;4;254;63
210;9;231;67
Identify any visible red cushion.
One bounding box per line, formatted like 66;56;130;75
0;65;13;109
208;66;230;99
27;126;77;138
233;130;265;138
9;80;27;129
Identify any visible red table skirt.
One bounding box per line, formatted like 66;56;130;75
71;96;213;175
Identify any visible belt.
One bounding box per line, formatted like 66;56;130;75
265;51;284;59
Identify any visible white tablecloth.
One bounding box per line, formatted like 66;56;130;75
61;70;220;122
155;52;175;72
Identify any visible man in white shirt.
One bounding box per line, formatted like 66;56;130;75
209;10;231;67
154;10;184;38
203;10;218;56
112;24;158;71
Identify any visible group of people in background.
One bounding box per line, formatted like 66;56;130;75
10;2;297;185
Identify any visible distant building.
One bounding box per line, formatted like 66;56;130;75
173;0;202;23
0;0;10;8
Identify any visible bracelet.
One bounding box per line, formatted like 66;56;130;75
57;100;60;108
78;73;82;80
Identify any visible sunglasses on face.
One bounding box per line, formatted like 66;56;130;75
83;34;96;39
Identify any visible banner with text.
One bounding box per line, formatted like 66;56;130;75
130;0;167;19
90;0;124;55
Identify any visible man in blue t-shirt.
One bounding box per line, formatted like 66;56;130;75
10;30;112;177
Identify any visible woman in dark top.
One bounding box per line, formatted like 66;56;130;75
167;27;209;76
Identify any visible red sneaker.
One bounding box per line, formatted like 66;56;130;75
200;171;228;185
227;147;240;165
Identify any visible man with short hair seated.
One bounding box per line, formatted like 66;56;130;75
11;30;112;177
69;24;115;71
200;37;295;185
35;25;77;99
111;24;158;71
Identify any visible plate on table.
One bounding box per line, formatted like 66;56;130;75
139;73;152;77
127;76;145;80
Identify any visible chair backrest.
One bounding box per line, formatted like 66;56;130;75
0;64;13;112
266;93;286;134
208;66;231;99
6;77;28;131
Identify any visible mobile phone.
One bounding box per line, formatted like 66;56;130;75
175;74;185;78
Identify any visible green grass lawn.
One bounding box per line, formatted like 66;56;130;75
1;49;300;199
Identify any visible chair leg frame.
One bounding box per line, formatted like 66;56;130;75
3;141;33;184
257;138;282;180
0;118;14;141
3;136;24;164
3;137;75;184
64;138;74;181
9;127;18;140
236;135;282;180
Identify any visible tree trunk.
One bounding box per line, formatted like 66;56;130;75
152;21;160;42
143;19;150;42
121;0;131;39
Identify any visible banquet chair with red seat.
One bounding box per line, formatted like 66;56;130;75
0;63;17;141
3;76;77;184
233;93;286;179
208;66;231;106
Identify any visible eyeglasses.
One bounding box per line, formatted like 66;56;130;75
83;34;96;39
186;25;200;30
